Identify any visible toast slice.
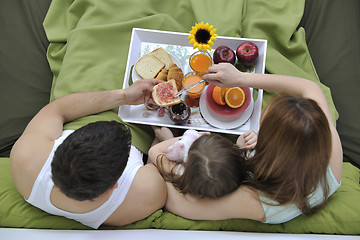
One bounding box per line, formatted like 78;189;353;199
155;69;168;81
151;48;173;70
135;54;165;79
167;63;183;90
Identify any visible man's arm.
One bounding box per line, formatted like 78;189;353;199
10;79;162;198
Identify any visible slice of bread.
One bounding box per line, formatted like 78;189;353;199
155;69;168;81
152;79;181;107
151;48;173;70
167;63;184;90
135;54;165;79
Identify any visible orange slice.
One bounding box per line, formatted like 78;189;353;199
225;87;245;108
212;86;227;105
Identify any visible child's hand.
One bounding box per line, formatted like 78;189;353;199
236;130;257;149
151;126;175;146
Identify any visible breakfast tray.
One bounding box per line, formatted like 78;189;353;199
118;28;267;135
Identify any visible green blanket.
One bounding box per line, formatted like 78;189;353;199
4;0;349;234
44;0;338;152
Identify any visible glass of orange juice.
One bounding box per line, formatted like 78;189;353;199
182;72;206;99
189;51;212;73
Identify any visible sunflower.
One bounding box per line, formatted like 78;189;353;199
188;22;218;51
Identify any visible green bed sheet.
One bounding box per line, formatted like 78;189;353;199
2;0;359;235
43;0;338;152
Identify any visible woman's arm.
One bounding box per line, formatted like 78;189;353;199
165;183;265;222
203;63;342;182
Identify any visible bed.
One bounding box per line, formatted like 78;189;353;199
1;0;359;238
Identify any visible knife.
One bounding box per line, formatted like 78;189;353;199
174;79;205;97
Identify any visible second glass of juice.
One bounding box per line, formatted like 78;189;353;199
183;72;205;99
189;51;212;73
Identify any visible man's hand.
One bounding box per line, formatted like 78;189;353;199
124;79;163;105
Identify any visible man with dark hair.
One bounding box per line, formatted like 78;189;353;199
51;121;132;201
10;78;166;229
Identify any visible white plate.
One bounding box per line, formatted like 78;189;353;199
199;86;254;129
132;54;183;82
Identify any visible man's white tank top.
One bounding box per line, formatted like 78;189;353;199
26;130;144;229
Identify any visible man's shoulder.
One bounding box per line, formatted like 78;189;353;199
133;164;167;198
10;132;55;199
126;164;167;210
104;164;166;226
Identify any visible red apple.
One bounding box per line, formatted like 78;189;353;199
213;45;236;65
236;41;258;67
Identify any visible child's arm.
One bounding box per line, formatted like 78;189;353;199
147;137;181;172
151;126;175;147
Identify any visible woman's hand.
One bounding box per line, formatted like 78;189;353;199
203;63;246;88
236;130;257;149
124;78;163;105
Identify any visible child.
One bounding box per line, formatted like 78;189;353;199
149;126;257;199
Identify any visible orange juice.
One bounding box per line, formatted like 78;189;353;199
183;72;205;98
189;51;212;73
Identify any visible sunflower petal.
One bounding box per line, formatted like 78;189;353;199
189;39;196;44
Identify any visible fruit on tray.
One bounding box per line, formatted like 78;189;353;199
225;87;245;108
236;41;259;67
212;86;227;105
212;86;245;108
152;79;181;107
213;45;236;65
